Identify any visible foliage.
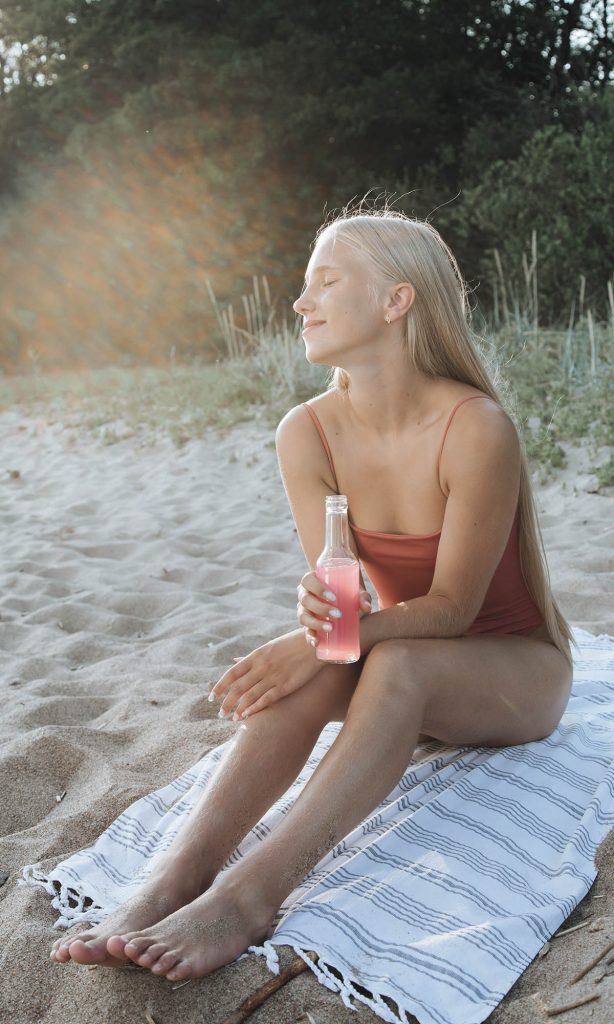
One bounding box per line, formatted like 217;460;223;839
0;1;612;371
439;88;614;323
595;453;614;487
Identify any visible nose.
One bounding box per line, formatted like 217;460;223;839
293;287;313;316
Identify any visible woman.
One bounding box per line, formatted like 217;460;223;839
50;208;573;983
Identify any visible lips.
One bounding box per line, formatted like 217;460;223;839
303;321;325;332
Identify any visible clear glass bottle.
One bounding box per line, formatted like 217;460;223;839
315;495;361;663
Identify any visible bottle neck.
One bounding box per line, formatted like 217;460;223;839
324;509;352;556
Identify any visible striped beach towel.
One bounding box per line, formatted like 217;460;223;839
21;626;614;1024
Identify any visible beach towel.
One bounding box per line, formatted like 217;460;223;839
21;626;614;1024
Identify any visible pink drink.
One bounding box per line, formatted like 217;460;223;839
316;559;361;663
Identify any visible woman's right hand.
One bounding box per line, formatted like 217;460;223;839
209;628;321;720
297;570;373;648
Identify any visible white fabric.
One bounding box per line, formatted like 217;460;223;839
21;627;614;1024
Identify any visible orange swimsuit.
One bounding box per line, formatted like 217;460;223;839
302;395;544;637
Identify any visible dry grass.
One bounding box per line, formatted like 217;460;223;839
1;258;612;481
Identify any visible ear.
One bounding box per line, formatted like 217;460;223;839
386;282;415;319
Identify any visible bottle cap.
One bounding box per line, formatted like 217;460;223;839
325;494;348;512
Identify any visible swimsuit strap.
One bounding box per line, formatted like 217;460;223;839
302;403;340;490
436;395;492;476
303;394;493;494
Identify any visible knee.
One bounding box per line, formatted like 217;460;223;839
365;638;420;668
363;640;427;699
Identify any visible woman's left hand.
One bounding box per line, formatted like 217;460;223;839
208;627;322;720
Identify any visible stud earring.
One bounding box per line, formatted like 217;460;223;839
385;315;391;324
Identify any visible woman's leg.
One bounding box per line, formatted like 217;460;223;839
110;632;571;982
51;657;364;966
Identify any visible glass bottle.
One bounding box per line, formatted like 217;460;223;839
315;494;361;663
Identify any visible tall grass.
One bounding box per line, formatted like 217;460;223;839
204;273;325;405
486;235;614;483
0;243;612;486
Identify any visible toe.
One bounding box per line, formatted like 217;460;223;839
167;959;193;982
53;937;80;962
105;935;130;960
123;935;157;963
66;938;109;965
135;942;167;967
151;951;179;975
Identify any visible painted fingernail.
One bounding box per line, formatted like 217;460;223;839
322;623;333;632
218;709;228;719
329;608;342;618
208;691;216;702
232;712;240;722
324;590;337;601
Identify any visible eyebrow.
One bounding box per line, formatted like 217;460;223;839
304;264;340;282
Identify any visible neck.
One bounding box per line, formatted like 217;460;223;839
343;368;436;437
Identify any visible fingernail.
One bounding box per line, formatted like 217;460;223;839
323;590;337;602
218;709;228;719
208;692;216;702
232;712;240;722
329;608;342;618
322;623;333;632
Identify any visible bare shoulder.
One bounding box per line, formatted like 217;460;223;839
439;393;521;496
275;392;333;448
274;393;364;571
280;390;338;420
275;393;338;489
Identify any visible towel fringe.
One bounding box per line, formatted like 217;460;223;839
20;863;105;929
245;938;281;975
248;941;406;1023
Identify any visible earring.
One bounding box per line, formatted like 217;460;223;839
385;314;391;324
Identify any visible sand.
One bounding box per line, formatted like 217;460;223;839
0;404;612;1024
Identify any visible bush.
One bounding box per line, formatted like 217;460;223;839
442;87;614;325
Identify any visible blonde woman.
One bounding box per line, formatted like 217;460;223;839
50;209;573;982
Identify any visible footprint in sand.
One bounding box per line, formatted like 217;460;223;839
20;697;114;729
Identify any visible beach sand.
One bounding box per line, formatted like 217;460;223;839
0;405;612;1024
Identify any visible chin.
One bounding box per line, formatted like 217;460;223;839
304;348;333;368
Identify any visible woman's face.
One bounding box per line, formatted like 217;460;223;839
292;233;384;366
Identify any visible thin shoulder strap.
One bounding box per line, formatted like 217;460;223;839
302;403;340;490
436;395;492;474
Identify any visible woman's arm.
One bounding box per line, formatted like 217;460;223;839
276;406;373;642
211;403;374;721
298;397;521;647
275;404;368;586
357;401;521;654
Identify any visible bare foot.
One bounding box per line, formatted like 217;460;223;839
50;861;210;968
109;880;276;981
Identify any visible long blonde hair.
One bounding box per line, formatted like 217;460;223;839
314;207;573;667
